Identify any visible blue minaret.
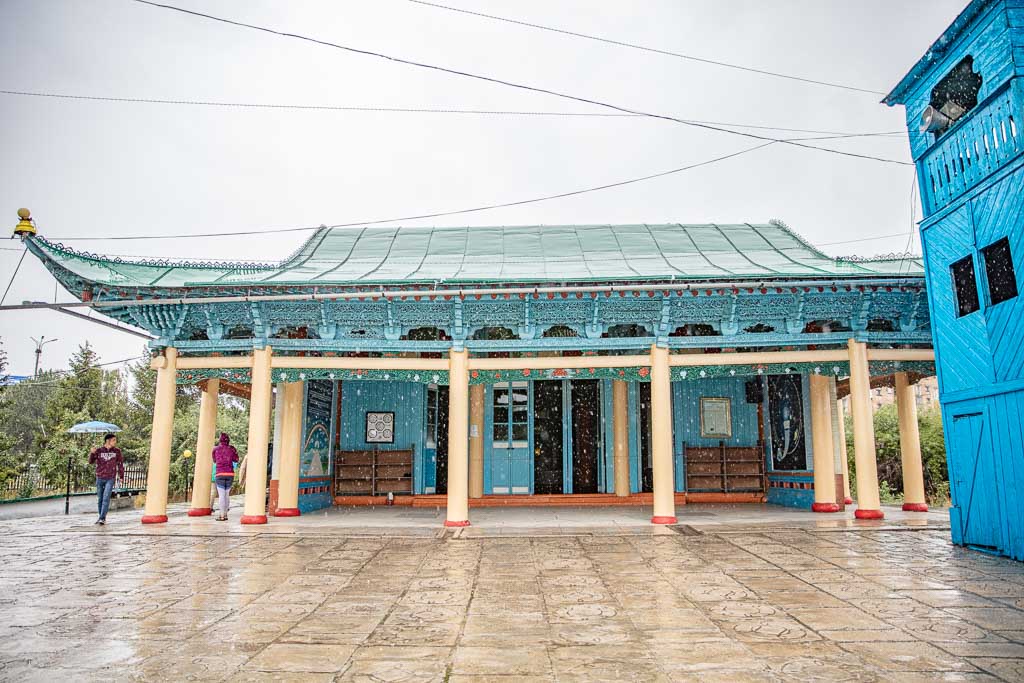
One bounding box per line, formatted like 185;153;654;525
885;0;1024;559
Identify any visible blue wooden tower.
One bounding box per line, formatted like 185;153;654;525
886;0;1024;558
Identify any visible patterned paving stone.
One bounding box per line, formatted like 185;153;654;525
3;518;1024;679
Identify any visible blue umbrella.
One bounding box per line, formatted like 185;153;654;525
67;421;122;434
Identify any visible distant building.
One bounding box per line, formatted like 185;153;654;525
841;376;940;413
885;0;1024;559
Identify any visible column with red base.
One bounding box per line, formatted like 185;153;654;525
188;379;219;517
809;375;840;512
241;346;273;525
142;348;177;524
835;399;854;505
896;372;928;512
272;381;304;517
848;339;883;520
650;344;677;525
445;348;470;528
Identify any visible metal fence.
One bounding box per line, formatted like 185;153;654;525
3;465;148;498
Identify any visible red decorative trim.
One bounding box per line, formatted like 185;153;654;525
651;516;678;524
240;514;268;525
444;519;470;527
902;502;929;512
274;508;301;517
811;502;841;513
141;514;168;524
854;509;884;519
844;497;854;505
187;508;212;517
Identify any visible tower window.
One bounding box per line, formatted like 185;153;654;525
981;237;1018;306
926;56;983;137
951;255;980;317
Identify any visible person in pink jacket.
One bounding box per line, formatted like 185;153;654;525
212;433;239;521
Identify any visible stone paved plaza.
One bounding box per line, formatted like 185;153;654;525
3;508;1024;681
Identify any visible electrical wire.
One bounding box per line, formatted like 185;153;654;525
405;0;887;95
0;89;904;136
49;141;777;241
1;247;28;306
129;0;910;166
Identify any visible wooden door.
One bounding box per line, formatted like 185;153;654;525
950;410;1002;550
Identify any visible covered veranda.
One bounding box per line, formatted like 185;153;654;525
16;221;937;527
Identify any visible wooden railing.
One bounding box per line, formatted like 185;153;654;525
920;82;1021;215
3;465;148;499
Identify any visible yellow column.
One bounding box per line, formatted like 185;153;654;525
847;339;883;519
468;384;484;499
273;381;304;516
649;344;677;524
809;375;839;512
445;348;470;526
613;380;630;496
241;346;273;524
896;372;928;512
142;347;178;524
836;398;852;504
188;378;219;516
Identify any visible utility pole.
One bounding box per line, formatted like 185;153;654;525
31;336;57;377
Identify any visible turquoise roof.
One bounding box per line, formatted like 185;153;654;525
29;223;924;290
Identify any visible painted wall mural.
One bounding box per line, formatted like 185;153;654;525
301;380;334;477
767;374;806;471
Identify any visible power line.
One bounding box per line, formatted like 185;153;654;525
405;0;887;96
1;248;28;306
0;89;904;136
129;0;910;167
50;141;777;241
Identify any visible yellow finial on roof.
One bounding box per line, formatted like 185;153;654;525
14;208;36;238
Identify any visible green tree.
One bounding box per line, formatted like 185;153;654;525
0;342;20;488
846;401;948;505
33;343;129;486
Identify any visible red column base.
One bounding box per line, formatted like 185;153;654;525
273;508;301;517
444;519;470;527
240;514;268;525
141;514;168;524
855;509;885;519
902;502;929;512
187;508;212;517
844;497;854;505
651;516;678;524
812;502;841;513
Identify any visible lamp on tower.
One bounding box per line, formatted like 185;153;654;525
13;208;36;239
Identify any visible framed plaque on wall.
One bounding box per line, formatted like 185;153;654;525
365;411;395;444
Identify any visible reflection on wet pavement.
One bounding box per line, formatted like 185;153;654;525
1;513;1024;681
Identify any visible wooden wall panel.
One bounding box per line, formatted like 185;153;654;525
971;172;1024;381
922;206;996;392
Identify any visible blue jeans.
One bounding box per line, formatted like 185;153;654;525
96;477;115;521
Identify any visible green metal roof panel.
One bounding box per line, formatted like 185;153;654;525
28;223;926;290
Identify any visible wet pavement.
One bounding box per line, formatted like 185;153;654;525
2;506;1024;681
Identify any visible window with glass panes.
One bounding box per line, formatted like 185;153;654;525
426;385;439;449
492;382;529;446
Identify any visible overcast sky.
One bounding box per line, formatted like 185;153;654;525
0;0;966;375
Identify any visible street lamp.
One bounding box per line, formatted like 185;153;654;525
30;336;57;377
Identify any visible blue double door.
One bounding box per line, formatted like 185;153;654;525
488;379;602;495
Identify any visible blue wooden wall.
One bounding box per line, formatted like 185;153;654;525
672;377;761;491
891;0;1024;559
339;381;425;452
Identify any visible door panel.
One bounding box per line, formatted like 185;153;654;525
639;383;653;493
950;410;1002;550
533;381;564;494
490;382;532;494
571;380;601;494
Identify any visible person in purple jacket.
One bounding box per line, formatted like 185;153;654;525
88;433;124;526
212;432;239;521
